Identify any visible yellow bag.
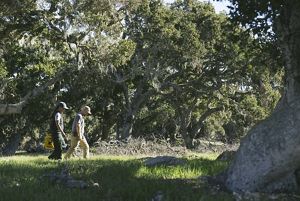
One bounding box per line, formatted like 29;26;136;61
44;133;54;150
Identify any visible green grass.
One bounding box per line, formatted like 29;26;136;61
0;153;234;201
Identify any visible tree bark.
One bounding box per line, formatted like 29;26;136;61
118;109;135;140
117;80;155;140
176;103;194;149
0;102;25;115
101;109;115;140
224;1;300;193
178;104;222;149
189;107;223;139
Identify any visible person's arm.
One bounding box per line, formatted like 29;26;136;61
56;120;66;137
76;122;82;140
75;114;83;140
55;113;66;137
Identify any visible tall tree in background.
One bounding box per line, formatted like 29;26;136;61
223;0;300;193
0;0;123;154
120;0;282;148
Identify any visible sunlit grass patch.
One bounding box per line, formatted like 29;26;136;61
135;156;228;180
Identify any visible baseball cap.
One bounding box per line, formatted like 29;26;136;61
58;101;69;110
81;105;92;115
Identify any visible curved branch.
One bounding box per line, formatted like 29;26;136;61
190;107;223;139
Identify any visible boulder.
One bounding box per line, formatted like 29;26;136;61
144;156;186;167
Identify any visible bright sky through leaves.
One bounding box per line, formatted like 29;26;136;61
163;0;231;13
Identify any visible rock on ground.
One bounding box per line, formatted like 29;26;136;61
144;156;186;167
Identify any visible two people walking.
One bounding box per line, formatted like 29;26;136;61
48;102;92;160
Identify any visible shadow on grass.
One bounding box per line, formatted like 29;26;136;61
0;155;234;201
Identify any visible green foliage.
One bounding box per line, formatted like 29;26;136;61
0;62;7;78
0;0;284;150
228;0;283;38
110;40;137;67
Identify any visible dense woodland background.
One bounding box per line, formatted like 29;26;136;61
0;0;283;155
3;0;300;197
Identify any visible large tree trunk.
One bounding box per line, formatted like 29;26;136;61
101;109;115;140
118;108;135;140
224;1;300;193
117;83;138;140
178;108;194;149
117;79;155;140
178;105;222;149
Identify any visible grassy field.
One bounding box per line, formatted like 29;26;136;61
0;153;234;201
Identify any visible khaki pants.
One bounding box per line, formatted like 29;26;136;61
64;135;89;159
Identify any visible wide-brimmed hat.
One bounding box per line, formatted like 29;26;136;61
58;101;69;110
81;105;92;115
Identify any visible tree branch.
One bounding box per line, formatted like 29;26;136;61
190;107;223;139
0;69;67;115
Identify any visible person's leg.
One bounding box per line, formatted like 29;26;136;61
79;136;89;159
48;132;60;159
64;136;80;159
48;151;55;159
52;134;62;159
58;134;67;150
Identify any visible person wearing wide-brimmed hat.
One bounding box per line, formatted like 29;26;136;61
48;101;69;160
64;105;92;159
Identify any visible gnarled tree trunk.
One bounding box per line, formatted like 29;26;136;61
177;103;222;149
224;1;300;193
117;80;155;140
